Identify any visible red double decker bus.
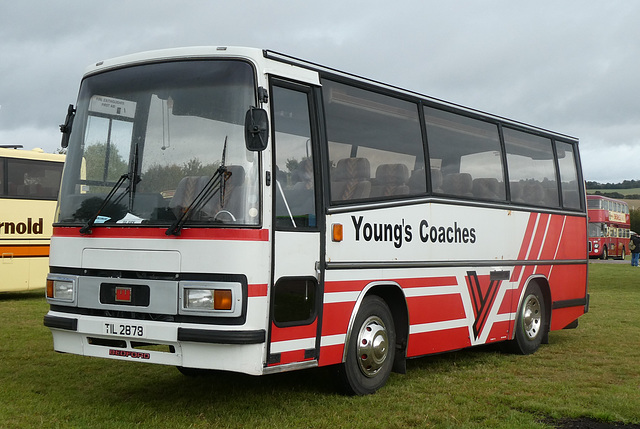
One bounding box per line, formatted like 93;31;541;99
587;195;630;259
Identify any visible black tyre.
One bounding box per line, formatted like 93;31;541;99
509;282;546;355
601;247;608;260
340;295;395;395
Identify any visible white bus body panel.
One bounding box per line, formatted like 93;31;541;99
47;234;272;375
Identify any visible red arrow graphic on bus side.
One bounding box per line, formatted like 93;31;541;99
466;271;501;340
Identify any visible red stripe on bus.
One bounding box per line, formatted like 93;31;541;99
270;320;317;343
0;244;50;257
511;212;540;282
52;226;269;241
319;344;344;367
484;320;511;343
324;276;457;294
498;288;516;314
548;264;588;302
248;283;268;297
528;213;550;260
556;216;588;260
396;276;458;288
407;327;470;357
407;295;465;325
321;302;355;337
518;213;539;261
550;306;585;331
324;279;369;293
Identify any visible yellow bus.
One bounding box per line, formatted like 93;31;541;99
0;146;65;292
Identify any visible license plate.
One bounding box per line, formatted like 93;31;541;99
104;323;146;338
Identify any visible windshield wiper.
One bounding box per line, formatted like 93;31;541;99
79;173;131;235
79;140;143;234
166;138;230;236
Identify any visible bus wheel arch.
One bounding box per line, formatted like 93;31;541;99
369;285;409;375
509;277;551;354
340;284;408;395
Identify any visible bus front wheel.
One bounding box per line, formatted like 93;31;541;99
509;283;546;355
600;247;608;260
340;295;395;395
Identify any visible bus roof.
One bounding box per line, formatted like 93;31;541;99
84;46;578;143
0;147;65;162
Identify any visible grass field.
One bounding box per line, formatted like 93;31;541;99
1;263;639;428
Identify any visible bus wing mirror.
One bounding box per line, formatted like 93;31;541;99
244;107;269;152
60;104;76;148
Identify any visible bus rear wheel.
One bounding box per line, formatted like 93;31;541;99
340;295;395;395
509;283;546;355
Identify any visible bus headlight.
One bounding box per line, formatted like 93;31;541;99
46;275;77;302
184;289;232;310
180;282;242;317
185;289;214;310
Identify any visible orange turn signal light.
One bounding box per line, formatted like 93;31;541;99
214;289;233;310
332;223;343;242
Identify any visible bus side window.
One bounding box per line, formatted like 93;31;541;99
0;158;4;196
556;141;581;210
322;79;425;204
272;84;317;229
504;128;560;208
424;106;505;202
273;277;317;326
5;158;63;200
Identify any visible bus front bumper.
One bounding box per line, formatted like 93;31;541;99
44;311;266;375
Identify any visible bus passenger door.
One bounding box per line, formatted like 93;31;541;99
268;80;323;368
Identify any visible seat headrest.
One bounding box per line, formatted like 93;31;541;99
375;164;409;185
334;158;371;181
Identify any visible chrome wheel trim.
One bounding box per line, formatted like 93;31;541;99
356;315;389;377
522;294;542;340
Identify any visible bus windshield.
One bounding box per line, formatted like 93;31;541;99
588;222;605;238
57;60;260;227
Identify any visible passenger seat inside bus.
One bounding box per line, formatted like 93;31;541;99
331;157;371;201
510;180;558;207
472;178;504;201
441;173;473;198
370;163;410;197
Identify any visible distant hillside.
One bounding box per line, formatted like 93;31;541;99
586;179;640;199
627;200;640;210
585;180;640;190
586;188;640;198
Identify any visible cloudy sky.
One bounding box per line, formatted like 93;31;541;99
1;1;639;183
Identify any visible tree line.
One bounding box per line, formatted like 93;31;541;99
586;180;640;200
590;191;640;200
586;179;640;190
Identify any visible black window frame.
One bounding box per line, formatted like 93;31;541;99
320;77;427;205
270;78;322;231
